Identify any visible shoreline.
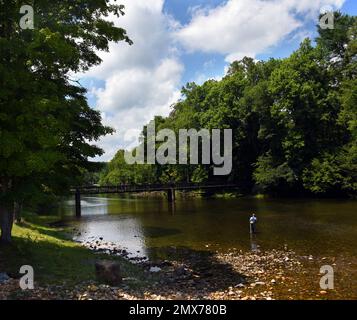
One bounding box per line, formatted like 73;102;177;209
98;190;357;200
77;238;353;300
1;216;355;300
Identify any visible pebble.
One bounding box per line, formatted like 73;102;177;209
1;242;333;300
0;273;10;284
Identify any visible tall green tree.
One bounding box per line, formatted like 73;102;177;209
0;1;131;242
302;15;357;195
103;11;356;198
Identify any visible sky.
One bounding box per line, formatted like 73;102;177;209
78;0;356;162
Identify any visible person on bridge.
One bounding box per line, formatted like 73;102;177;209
249;213;258;234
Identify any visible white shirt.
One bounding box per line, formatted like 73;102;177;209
250;216;257;224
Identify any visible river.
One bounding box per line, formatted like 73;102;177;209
57;195;357;298
59;195;357;261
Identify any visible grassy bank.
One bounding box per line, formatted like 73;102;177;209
1;213;350;300
0;213;148;287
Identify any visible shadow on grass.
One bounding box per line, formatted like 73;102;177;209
15;221;72;241
0;219;249;299
0;226;146;288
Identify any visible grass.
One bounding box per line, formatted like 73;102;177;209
212;192;243;199
254;194;269;199
0;213;149;287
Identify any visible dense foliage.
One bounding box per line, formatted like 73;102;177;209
101;12;356;197
0;1;131;242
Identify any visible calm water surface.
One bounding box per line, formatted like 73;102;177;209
59;195;357;261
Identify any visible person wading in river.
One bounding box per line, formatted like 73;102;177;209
249;214;258;234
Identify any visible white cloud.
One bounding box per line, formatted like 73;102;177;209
285;0;345;16
175;0;346;62
81;0;346;162
94;58;183;113
95;59;183;161
85;0;178;79
80;0;184;161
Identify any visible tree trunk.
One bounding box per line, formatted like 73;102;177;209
0;204;13;244
14;201;23;224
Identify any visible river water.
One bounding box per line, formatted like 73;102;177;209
58;195;357;298
59;195;357;262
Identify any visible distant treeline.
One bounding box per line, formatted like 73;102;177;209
100;13;357;197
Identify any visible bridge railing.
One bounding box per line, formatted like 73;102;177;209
71;182;239;195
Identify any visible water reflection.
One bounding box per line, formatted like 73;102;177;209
60;197;110;216
250;234;259;252
59;195;357;261
71;215;148;259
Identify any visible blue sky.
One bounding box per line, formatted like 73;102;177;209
81;0;356;161
165;0;356;84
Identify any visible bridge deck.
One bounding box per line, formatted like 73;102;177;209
72;183;239;195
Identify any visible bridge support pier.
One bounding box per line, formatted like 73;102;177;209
167;188;176;203
75;189;81;218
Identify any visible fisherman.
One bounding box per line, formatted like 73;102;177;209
249;213;258;234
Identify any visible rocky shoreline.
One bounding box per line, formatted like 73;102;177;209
1;236;347;300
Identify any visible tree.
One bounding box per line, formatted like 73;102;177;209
99;150;157;185
317;12;356;67
253;39;343;193
0;1;132;243
302;16;357;195
102;12;356;198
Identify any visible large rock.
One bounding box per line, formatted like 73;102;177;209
0;273;10;284
95;261;122;286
